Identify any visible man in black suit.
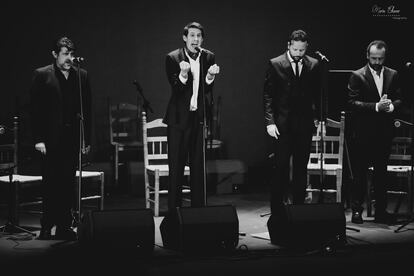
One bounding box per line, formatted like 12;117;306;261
164;22;220;212
348;40;402;224
30;36;91;240
263;30;320;216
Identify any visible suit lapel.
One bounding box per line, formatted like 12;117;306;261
281;52;296;79
179;48;193;82
50;64;63;103
383;67;391;96
300;56;310;79
364;65;380;99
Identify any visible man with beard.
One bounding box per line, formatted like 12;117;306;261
30;36;91;240
263;30;321;218
348;40;402;224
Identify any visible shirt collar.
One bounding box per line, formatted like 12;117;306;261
287;51;303;64
184;48;200;61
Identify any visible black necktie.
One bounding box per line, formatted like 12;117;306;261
294;60;300;78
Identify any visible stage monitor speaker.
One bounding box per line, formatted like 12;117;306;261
267;203;346;250
160;205;239;253
78;208;154;253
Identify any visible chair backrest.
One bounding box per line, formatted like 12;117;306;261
0;117;18;175
389;119;412;165
108;99;141;146
141;112;168;167
309;111;345;166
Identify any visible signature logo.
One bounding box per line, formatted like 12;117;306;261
371;5;407;20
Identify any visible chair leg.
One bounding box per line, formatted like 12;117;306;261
336;170;342;203
408;173;413;215
114;145;119;187
154;170;160;217
99;173;104;210
393;193;403;214
367;170;373;217
144;171;150;209
305;174;313;203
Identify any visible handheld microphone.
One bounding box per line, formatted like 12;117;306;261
194;46;203;53
71;56;85;63
315;51;330;62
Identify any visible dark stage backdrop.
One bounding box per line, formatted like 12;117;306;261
1;0;411;168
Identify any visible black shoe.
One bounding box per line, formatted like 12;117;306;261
55;227;77;241
37;228;52;240
375;211;397;225
351;211;363;224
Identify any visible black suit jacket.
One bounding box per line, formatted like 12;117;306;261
263;52;320;134
164;48;215;129
348;65;402;141
29;63;91;151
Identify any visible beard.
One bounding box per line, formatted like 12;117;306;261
370;64;383;72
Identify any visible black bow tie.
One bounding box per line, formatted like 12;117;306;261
188;51;198;60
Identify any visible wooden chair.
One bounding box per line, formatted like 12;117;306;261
366;119;413;217
142;112;190;217
306;111;345;203
109;99;143;187
0;117;104;231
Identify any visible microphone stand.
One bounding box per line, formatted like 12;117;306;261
133;81;154;116
199;50;208;206
394;65;414;232
317;55;329;204
75;61;86;227
315;55;360;233
394;117;414;232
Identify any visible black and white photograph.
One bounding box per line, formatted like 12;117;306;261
0;1;412;274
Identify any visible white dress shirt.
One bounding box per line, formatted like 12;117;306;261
287;51;303;76
179;50;214;111
369;65;384;96
369;65;394;112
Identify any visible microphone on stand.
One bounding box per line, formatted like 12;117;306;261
195;46;205;53
315;51;330;62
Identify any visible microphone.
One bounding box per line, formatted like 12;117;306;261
194;46;203;53
71;56;85;63
133;80;143;92
406;62;412;68
394;120;401;128
315;51;330;62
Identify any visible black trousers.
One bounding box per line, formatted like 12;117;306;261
40;126;78;229
270;119;313;215
167;112;205;212
351;136;392;215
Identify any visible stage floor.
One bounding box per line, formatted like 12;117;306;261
1;190;414;275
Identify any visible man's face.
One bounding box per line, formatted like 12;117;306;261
367;46;386;72
183;27;203;53
287;40;308;61
52;47;74;71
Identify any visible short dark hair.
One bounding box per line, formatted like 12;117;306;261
52;36;75;53
289;30;309;43
366;40;387;55
183;22;205;38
